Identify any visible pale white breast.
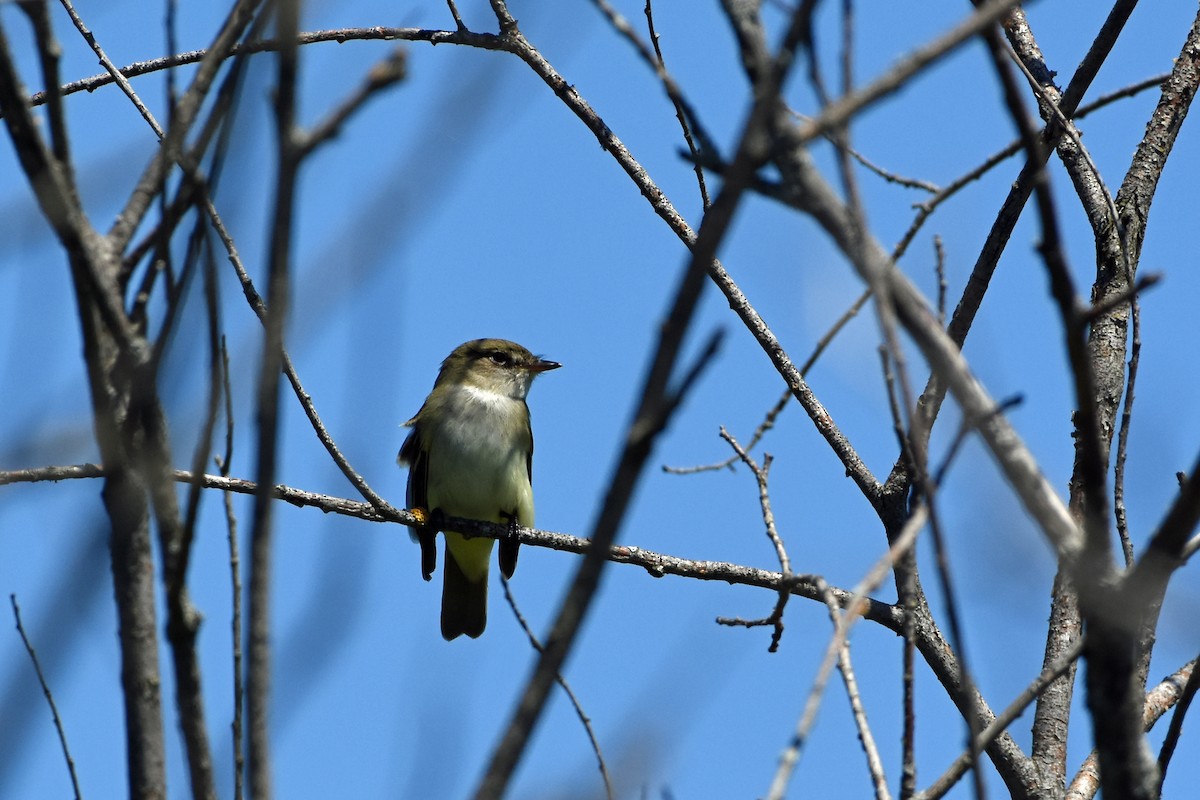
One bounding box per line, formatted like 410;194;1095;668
424;385;535;526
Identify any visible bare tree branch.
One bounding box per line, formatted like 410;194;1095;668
714;429;791;652
0;462;909;633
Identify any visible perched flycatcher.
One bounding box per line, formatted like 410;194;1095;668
398;338;560;640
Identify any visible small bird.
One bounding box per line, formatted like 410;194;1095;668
398;338;561;640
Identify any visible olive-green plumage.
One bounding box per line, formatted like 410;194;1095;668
398;339;560;640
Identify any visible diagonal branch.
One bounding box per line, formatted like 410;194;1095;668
10;594;83;800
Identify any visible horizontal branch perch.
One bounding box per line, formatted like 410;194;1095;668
0;463;903;632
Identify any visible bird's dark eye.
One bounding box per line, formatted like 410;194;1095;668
488;351;511;366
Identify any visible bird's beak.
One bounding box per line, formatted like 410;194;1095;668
529;357;562;373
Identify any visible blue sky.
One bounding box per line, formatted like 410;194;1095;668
2;1;1199;798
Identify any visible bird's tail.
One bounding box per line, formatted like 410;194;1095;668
441;547;488;640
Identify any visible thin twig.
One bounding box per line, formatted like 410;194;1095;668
663;287;871;475
716;429;791;652
985;28;1119;800
298;47;407;157
721;430;789;573
879;344;920;800
787;109;939;194
499;576;614;800
586;0;718;186
10;595;83;800
644;0;711;208
904;396;1024;800
221;219;398;514
894;140;1019;262
57;0;163;136
841;138;939;192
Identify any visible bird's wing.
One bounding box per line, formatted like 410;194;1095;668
500;407;534;580
400;425;437;581
526;418;534;487
399;427;425;507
